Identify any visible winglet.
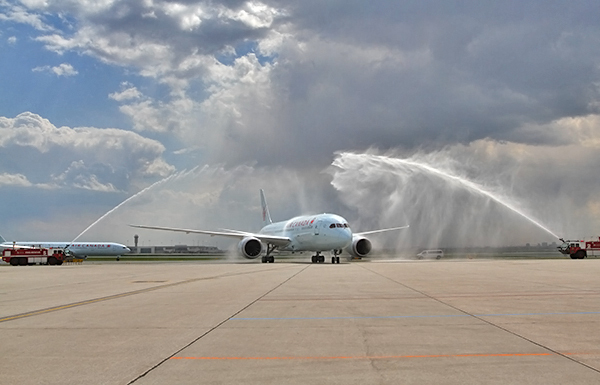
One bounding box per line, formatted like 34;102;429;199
260;189;273;226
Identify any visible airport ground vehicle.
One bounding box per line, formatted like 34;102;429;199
2;247;66;266
557;238;600;259
417;249;444;260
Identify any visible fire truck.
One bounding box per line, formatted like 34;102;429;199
2;247;66;266
557;237;600;259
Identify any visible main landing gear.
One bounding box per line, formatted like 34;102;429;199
261;245;277;263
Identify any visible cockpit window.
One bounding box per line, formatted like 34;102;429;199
329;223;349;229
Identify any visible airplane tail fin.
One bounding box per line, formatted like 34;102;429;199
0;235;6;243
260;189;273;227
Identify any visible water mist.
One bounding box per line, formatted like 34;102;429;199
330;152;559;250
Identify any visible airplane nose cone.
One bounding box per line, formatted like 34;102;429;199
124;247;131;253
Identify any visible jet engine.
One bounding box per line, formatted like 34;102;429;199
238;237;263;259
345;235;372;258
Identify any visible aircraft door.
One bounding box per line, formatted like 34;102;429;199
314;220;323;235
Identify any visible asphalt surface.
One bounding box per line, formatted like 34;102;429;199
1;258;600;384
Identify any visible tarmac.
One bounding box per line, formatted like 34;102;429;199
1;258;600;384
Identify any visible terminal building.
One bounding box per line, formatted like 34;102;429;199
128;244;224;255
128;235;225;255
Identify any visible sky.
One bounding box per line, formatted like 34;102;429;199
1;0;600;249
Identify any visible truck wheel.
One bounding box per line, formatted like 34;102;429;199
48;257;57;265
19;258;27;266
10;258;19;266
575;250;586;259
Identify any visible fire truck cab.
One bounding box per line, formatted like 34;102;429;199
557;237;600;259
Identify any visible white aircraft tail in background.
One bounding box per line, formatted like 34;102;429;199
131;189;408;264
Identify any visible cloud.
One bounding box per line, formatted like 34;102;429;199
32;63;78;77
25;0;597;168
31;1;282;78
0;172;33;187
108;84;143;102
0;112;175;192
0;1;52;31
52;160;119;192
3;1;600;244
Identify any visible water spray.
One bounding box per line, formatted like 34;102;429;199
67;167;199;246
332;152;560;244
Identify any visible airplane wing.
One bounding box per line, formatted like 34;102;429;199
355;225;409;236
0;243;37;250
129;225;292;247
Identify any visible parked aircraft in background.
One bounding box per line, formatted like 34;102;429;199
130;189;407;264
0;235;130;259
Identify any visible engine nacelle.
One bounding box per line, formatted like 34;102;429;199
345;235;372;258
238;237;263;259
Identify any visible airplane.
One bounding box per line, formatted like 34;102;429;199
0;235;131;259
130;189;408;264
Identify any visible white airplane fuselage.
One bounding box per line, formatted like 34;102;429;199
0;241;130;258
261;213;352;252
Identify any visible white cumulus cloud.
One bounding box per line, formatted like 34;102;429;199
32;63;78;77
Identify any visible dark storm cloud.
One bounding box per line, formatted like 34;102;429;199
265;0;600;152
19;0;600;166
3;0;600;242
86;1;270;55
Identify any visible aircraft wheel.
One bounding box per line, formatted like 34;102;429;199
319;255;325;263
269;256;275;263
336;256;340;264
261;256;267;263
331;257;335;264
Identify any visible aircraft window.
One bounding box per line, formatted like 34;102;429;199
336;223;343;228
343;223;348;228
329;224;336;229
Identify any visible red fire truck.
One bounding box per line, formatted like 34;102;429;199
557;237;600;259
2;247;66;266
